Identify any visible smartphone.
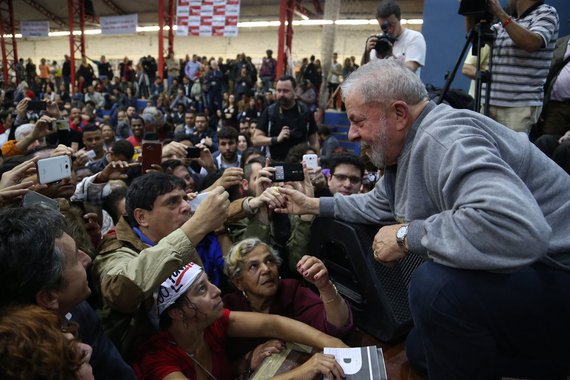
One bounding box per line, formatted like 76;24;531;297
141;141;162;173
85;150;96;160
21;190;59;211
27;100;47;111
186;147;201;159
189;192;209;211
271;162;304;182
51;119;70;131
36;155;72;184
303;154;318;170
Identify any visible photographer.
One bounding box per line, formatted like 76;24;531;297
467;0;559;133
362;0;426;77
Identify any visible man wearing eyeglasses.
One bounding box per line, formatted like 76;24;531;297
326;152;365;196
362;0;426;77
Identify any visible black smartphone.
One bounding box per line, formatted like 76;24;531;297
271;162;304;182
27;100;47;111
186;147;201;158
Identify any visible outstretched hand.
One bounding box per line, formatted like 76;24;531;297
271;186;320;216
296;255;330;289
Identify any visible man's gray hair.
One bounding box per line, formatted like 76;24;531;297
341;60;428;107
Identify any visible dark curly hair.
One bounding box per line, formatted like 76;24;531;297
0;305;84;380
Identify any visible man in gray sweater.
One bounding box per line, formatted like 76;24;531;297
276;60;570;378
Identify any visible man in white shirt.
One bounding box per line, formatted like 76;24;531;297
362;0;426;77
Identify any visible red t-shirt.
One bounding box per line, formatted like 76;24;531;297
134;308;232;380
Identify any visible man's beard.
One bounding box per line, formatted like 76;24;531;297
278;97;294;109
363;118;389;169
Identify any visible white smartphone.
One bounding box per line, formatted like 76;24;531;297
189;192;209;211
303;154;319;170
36;155;72;184
85;150;96;160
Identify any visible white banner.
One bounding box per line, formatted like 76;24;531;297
176;0;240;37
21;21;50;38
100;14;138;35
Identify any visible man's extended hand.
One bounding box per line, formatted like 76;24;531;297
372;223;407;264
272;186;320;215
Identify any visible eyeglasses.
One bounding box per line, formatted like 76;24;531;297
332;173;362;185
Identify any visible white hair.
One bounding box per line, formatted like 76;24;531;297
14;123;34;141
341;60;428;107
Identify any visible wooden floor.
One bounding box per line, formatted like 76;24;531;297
347;328;427;380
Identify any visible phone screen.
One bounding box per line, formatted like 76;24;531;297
27;100;47;111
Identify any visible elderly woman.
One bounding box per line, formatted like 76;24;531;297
223;238;353;370
133;262;347;380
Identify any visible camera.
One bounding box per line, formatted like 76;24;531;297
458;0;493;21
374;21;396;58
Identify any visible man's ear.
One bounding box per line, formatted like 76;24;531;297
133;208;149;228
36;289;59;311
392;101;409;131
242;178;249;193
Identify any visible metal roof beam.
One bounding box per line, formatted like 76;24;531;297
293;1;317;19
21;0;67;28
99;0;126;15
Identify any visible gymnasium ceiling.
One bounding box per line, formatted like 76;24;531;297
10;0;425;31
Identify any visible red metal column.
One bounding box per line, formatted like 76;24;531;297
0;0;18;85
158;0;165;80
158;0;175;80
68;0;86;92
276;0;296;77
167;0;174;57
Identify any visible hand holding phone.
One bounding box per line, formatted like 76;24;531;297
36;155;72;184
271;162;304;182
186;147;201;158
303;154;319;171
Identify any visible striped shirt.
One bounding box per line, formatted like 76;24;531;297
485;2;559;107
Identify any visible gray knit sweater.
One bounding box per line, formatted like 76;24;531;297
321;101;570;271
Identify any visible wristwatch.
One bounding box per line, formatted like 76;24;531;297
396;224;411;256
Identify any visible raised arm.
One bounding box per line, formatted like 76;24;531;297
227;312;347;350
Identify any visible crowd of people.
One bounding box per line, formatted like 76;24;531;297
0;14;378;378
0;0;569;379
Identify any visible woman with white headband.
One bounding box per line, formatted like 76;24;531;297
133;262;347;380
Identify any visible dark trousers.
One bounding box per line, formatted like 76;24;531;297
406;261;570;379
541;100;570;136
534;134;570;174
